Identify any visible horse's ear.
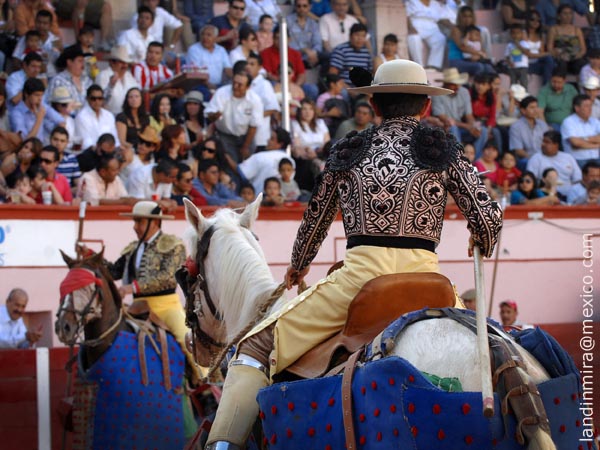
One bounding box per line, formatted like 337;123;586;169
88;246;105;265
240;193;262;229
60;249;75;267
183;198;207;235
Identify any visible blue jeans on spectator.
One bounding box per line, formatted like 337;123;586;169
529;55;555;84
448;58;495;77
450;125;489;159
302;83;319;101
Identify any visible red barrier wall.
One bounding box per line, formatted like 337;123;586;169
0;348;75;450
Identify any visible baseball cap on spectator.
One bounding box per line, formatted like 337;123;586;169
510;84;529;102
583;76;600;90
500;300;518;311
183;91;204;104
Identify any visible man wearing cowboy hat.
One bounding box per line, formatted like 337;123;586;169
203;59;503;450
95;45;140;115
98;200;201;380
431;67;489;158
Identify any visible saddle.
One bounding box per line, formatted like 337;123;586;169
285;271;457;379
127;300;170;331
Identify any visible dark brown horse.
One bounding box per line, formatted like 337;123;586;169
55;250;193;450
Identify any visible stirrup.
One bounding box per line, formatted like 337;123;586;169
205;442;242;450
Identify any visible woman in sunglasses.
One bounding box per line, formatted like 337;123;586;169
510;170;560;205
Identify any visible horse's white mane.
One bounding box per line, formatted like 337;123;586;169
185;207;282;342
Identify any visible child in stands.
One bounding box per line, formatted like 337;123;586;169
505;24;529;89
240;183;256;203
8;173;35;204
495;150;521;190
278;158;300;201
261;177;284;206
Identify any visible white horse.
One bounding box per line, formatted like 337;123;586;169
182;197;556;450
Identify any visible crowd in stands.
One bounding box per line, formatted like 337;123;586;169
0;0;599;208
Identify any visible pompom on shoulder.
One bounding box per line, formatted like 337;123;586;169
326;128;373;172
409;125;461;172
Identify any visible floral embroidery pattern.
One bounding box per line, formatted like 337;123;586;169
291;118;503;270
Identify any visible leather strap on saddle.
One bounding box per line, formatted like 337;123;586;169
341;348;364;450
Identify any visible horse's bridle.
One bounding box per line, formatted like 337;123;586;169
57;267;122;347
182;226;228;358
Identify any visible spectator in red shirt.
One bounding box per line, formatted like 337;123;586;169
495;150;521;190
39;145;73;203
171;162;207;206
260;25;319;100
470;72;503;153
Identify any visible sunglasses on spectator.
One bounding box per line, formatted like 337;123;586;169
202;147;216;153
231;4;245;10
40;158;55;164
139;139;155;147
181;177;194;183
89;96;104;101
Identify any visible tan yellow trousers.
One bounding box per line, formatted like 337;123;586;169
240;245;454;380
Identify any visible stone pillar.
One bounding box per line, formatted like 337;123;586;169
362;0;409;59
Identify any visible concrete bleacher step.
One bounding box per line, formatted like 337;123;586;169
475;9;504;35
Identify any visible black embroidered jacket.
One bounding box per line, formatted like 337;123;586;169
290;117;503;271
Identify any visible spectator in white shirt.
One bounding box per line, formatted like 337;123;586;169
74;85;120;149
244;0;280;29
206;71;264;162
246;53;280;151
95;45;140;116
319;0;361;53
118;6;158;64
132;0;183;50
127;158;178;205
406;0;447;70
0;289;41;349
77;154;135;205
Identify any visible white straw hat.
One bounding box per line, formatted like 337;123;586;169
119;201;174;219
348;59;452;96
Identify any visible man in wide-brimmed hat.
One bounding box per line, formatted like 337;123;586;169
95;45;139;115
97;200;202;381
204;59;503;450
431;67;489;158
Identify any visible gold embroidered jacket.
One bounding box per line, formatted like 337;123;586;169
291;117;503;271
108;232;186;296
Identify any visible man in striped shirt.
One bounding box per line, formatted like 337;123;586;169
329;23;372;90
132;41;173;91
52;126;81;191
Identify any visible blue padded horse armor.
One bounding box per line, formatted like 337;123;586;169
77;330;187;450
257;308;597;450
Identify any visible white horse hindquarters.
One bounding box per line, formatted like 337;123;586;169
243;246;440;379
